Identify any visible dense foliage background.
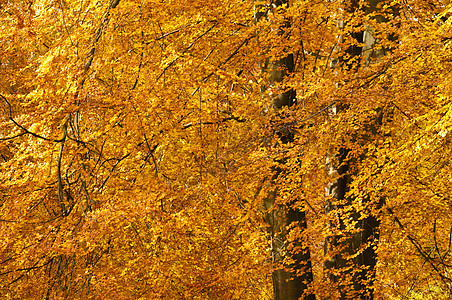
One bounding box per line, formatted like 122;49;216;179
1;0;451;299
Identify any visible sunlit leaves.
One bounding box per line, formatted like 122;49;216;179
2;0;452;299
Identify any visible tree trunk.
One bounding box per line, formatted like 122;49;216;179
258;1;316;300
324;0;385;299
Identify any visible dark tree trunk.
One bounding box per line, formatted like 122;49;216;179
258;1;316;300
323;1;386;299
272;205;315;300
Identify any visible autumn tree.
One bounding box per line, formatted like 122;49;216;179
322;0;394;298
1;0;452;299
1;0;273;298
317;1;452;299
255;0;315;299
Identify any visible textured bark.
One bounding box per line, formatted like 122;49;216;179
259;1;316;299
325;149;380;300
323;1;385;299
271;205;315;300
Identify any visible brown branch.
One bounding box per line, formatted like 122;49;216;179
1;94;65;142
156;22;218;81
151;24;191;42
84;0;122;70
56;124;71;217
182;116;246;129
386;206;452;284
193;35;253;96
0;131;27;140
98;153;130;190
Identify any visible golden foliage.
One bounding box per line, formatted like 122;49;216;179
1;0;451;299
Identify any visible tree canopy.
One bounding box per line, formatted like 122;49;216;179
1;0;452;299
